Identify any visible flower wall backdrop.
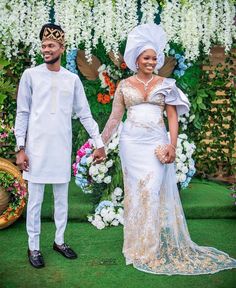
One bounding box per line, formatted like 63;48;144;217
0;0;235;216
0;1;235;62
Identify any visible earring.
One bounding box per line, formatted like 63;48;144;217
136;63;139;70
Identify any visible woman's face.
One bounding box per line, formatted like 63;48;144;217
136;49;157;74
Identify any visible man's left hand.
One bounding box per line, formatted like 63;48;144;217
92;147;106;164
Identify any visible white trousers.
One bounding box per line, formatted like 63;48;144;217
27;182;69;251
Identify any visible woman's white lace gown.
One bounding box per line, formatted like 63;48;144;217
102;77;236;275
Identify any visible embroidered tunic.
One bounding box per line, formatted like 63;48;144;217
15;64;103;183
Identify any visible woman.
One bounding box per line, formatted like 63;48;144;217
101;24;236;275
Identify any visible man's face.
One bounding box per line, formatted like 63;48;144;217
41;39;65;64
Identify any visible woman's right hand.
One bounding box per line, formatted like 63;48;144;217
16;150;29;171
164;144;176;164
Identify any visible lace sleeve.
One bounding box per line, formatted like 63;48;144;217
102;81;125;145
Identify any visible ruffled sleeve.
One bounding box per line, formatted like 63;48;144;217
159;78;190;116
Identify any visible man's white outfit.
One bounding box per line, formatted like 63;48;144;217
15;64;103;250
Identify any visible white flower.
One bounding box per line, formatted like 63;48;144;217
89;165;99;176
108;142;117;150
98;164;108;174
189;115;195;122
114;187;123;197
103;176;112;184
98;64;106;72
105;159;113;168
181;166;188;174
96;173;105;182
178;133;188;140
103;210;116;223
87;215;93;222
92;220;106;230
179;173;187;182
179;154;187;162
111;219;119;226
99;208;106;217
176;162;183;171
86;156;93;165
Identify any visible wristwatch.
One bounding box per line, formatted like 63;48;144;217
15;145;25;153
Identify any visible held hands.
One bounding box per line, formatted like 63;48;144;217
164;144;176;164
16;150;29;171
92;147;106;164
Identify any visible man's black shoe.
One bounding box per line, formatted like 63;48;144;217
53;242;78;259
28;249;45;268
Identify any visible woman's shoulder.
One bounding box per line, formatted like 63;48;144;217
161;77;176;87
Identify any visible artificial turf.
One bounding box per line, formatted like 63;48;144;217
1;177;236;288
23;178;236;221
0;220;235;288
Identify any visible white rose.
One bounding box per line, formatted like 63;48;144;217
94;214;102;222
104;211;116;222
92;220;106;230
87;216;93;222
179;173;187;182
89;165;99;176
180;154;187;162
103;175;112;184
108;142;117;150
100;208;109;218
179;133;188;140
114;187;123;196
105;159;113;168
86;156;93;165
181;166;188;174
176;162;183;171
97;173;105;182
176;148;183;155
98;164;108;173
116;214;124;225
111;219;119;226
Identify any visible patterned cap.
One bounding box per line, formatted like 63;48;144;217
39;23;65;45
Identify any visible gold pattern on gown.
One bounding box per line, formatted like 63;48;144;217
102;77;236;275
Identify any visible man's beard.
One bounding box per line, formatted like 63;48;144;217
44;55;60;65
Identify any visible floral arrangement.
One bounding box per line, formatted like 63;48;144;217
0;0;50;62
175;133;196;189
97;63;130;104
0;1;235;63
169;48;192;78
0;171;27;220
0;120;15;159
73;128;120;194
88;187;124;229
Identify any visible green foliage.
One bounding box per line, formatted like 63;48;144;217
176;54;236;177
0;57;17;159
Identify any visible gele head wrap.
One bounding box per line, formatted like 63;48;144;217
124;24;167;72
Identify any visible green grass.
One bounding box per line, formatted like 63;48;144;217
22;178;236;221
0;219;235;288
1;178;236;287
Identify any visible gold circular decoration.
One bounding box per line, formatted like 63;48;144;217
0;157;27;229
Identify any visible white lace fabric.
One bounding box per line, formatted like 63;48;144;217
101;77;236;275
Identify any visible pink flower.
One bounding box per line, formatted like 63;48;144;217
0;132;8;138
83;141;92;149
77;148;86;158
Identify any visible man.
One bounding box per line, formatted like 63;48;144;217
15;23;106;269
